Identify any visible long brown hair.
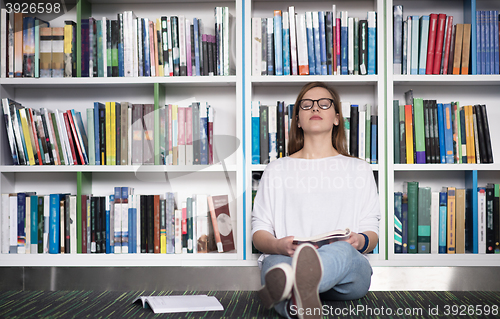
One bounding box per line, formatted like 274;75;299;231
288;82;350;156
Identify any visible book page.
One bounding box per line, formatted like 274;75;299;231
134;295;224;314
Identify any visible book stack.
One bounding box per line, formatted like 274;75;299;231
252;6;377;76
394;181;500;255
393;90;493;164
476;10;500;75
2;98;216;166
0;191;235;254
393;7;474;75
0;7;235;78
251;101;378;164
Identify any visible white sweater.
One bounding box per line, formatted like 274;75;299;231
251;155;380;242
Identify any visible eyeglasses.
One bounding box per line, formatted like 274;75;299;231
298;98;334;110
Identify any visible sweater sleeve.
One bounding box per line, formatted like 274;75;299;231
251;168;276;238
357;165;381;236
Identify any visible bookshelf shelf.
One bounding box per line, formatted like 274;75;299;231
387;254;500;267
251;163;379;172
251;75;380;86
393;164;500;171
393;75;500;86
0;165;238;173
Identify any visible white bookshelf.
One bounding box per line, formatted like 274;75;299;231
244;0;386;262
386;0;500;265
0;0;245;266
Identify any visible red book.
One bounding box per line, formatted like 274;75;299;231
153;194;160;253
81;194;87;254
442;16;454;74
426;14;438;74
336;17;341;73
433;14;447;74
332;22;337;74
63;112;78;165
66;110;85;165
27;109;43;165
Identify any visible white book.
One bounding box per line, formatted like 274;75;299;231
102;17;108;77
185;19;191;76
430;192;440;254
268;105;277;162
407;16;412;75
179;15;187;75
167;17;173;76
9;195;17;253
358;105;366;160
252;17;262;76
1;9;6;78
134;295;223;314
192;194;197;254
54;109;69;165
114;188;122;254
341;101;351;154
56;110;73;165
8;11;14;77
348;17;354;74
128;106;132;165
208;106;214;164
216;7;223;75
196;194;208;253
478;188;486;254
70;195;77;254
186;107;193;165
125;11;134;77
289;6;298;75
25;196;30;254
365;104;371;162
136;194;141;254
223;7;230;75
43;195;50;253
1;194;9;253
42;109;59;165
178;107;186;165
297;13;312;75
174;209;182;254
132;18;138;77
122;188;132;254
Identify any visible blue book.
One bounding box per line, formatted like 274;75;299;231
274;11;283;76
410;16;419;74
341;11;348;75
118;14;124;77
493;11;499;74
371;115;377;164
480;11;486;75
17;193;26;253
143;19;151;77
312;12;322;75
194;18;201;76
418;16;429;74
129;197;135;254
486;11;491;74
305;12;315;75
394;192;403;253
373;244;378;254
476;11;482;74
49;194;60;254
105;195;112;253
367;11;376;75
437;103;446;163
81;19;89;77
402;193;408;253
318;12;327;75
94;102;104;165
200;104;208;165
30;195;38;252
251;101;260;164
438;191;447;253
443;103;454;163
282;12;290;75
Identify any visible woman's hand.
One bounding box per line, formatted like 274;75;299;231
276;236;298;257
345;231;364;251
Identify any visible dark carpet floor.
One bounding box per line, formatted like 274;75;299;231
0;290;499;318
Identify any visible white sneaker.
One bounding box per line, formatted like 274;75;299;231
258;263;294;309
291;243;323;319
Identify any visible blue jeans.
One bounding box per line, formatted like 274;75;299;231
260;241;373;318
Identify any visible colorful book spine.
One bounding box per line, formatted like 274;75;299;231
447;187;456;253
305;12;315;75
367;11;376;75
439;191;447;253
282;11;290;76
443;103;454;164
340;11;348;75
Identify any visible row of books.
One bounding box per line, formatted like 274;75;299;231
0;190;235;254
251;101;378;165
2;98;216;166
393;8;473;75
476;11;500;75
251;6;377;76
0;8;235;78
343;103;378;164
393;91;493;165
394;182;500;254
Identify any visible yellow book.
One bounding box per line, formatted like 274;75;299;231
172;105;178;165
111;102;116;165
405;104;414;164
156;18;164;77
467;105;476;163
106;102;111;165
18;108;36;165
64;24;73;77
447;187;456;254
455;189;466;254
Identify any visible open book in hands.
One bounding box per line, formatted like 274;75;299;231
292;228;351;248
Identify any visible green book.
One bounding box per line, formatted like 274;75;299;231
418;187;431;253
393;100;400;164
407;181;419;253
413;98;426;163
